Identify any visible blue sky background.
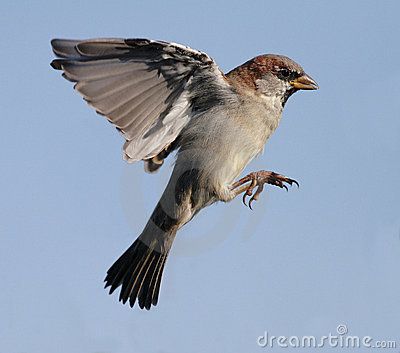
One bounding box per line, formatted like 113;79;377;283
1;1;399;352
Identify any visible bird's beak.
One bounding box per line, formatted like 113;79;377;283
290;74;319;90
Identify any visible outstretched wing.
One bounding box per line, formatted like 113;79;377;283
51;38;231;163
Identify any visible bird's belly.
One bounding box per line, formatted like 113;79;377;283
203;139;266;191
214;144;260;183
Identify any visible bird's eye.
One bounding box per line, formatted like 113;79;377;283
279;69;290;78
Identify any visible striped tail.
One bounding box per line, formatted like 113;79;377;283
104;232;174;310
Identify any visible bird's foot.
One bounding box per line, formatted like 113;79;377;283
231;171;299;209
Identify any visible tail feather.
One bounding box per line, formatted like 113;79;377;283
105;245;135;294
104;237;170;310
142;253;168;309
121;249;152;306
138;254;160;309
152;255;167;306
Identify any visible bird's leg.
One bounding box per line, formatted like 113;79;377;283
230;171;299;209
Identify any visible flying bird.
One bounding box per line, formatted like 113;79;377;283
50;38;318;310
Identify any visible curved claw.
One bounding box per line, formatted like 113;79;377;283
283;184;288;192
242;178;257;208
285;178;299;188
242;192;248;206
249;184;264;210
242;188;253;207
248;194;258;210
249;197;255;210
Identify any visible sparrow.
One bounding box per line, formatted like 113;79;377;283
50;38;318;310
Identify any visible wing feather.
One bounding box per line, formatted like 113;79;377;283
51;38;231;164
75;71;155;101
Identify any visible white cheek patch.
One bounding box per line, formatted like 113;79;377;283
255;77;288;98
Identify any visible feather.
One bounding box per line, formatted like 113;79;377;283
51;37;230;166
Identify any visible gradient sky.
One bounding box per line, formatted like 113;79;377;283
1;1;399;352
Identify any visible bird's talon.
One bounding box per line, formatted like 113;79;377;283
233;170;298;208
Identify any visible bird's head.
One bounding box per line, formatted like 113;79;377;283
227;54;318;106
